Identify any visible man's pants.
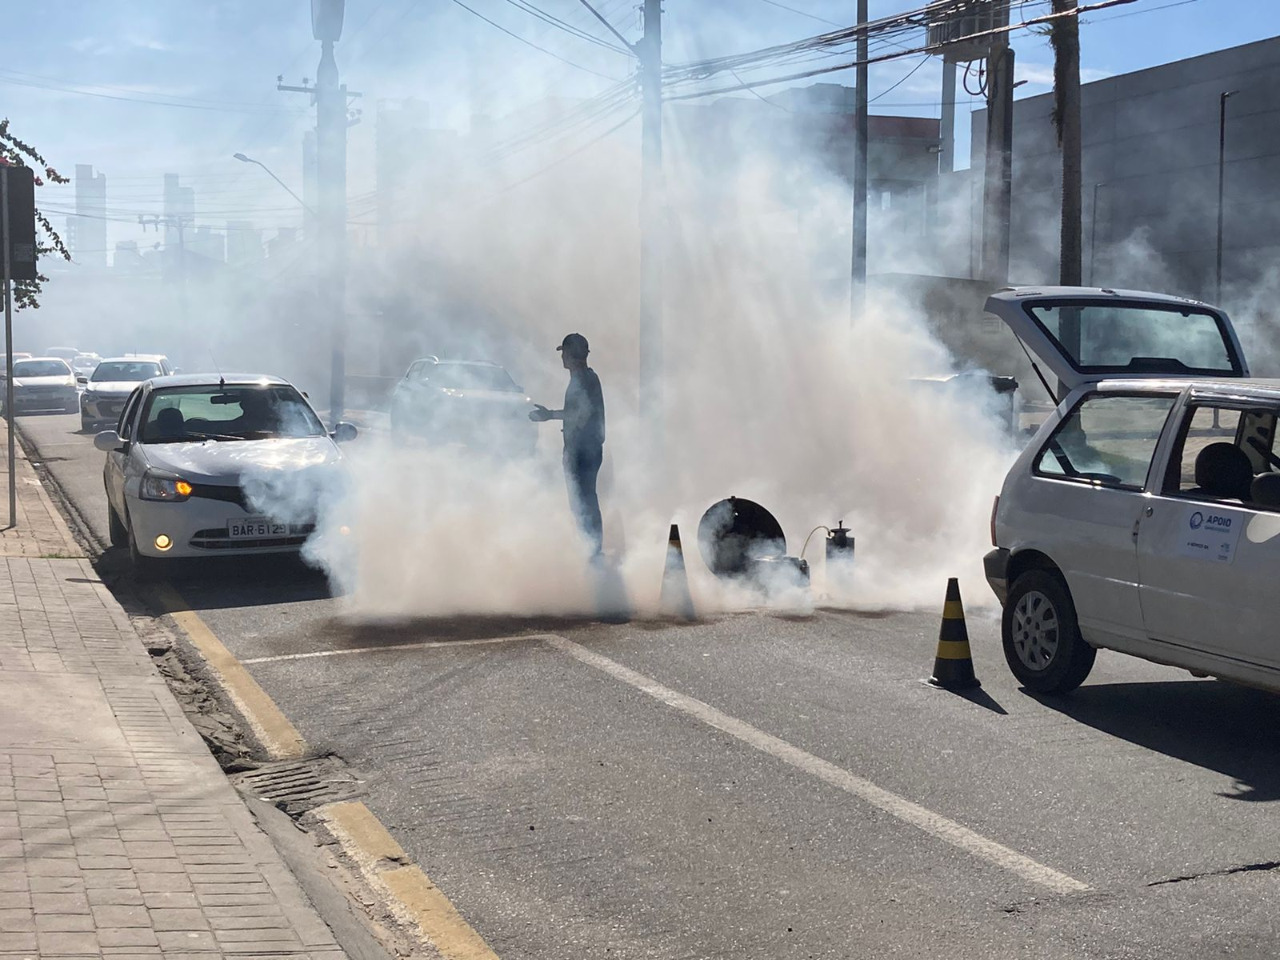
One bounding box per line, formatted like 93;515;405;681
564;444;604;556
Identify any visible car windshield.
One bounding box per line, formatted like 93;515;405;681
138;385;326;443
1026;302;1239;375
431;364;519;391
92;361;161;382
13;360;70;378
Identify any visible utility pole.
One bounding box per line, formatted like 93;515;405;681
981;5;1014;283
1052;0;1082;286
139;214;192;359
1216;89;1237;303
850;0;869;321
639;0;663;434
281;0;358;423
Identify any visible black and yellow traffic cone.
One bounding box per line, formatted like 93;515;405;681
928;578;980;690
659;523;695;620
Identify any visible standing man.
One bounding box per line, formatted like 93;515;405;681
530;333;606;556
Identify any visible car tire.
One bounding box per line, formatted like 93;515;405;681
125;511;164;582
107;500;128;549
1002;569;1096;694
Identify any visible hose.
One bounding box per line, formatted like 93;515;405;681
799;525;831;561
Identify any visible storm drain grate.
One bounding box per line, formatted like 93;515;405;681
231;755;362;817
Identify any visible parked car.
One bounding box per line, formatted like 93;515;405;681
94;374;357;575
71;353;102;378
80;356;175;432
980;286;1280;695
44;347;81;364
2;357;78;414
389;357;536;454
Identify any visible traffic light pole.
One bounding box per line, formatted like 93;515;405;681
639;0;663;436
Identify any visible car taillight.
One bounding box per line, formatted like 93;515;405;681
990;495;1000;547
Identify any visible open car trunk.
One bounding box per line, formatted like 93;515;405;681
985;286;1249;401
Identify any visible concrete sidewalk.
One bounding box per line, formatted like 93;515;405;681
0;425;347;958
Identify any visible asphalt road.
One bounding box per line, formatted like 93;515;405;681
20;411;1280;959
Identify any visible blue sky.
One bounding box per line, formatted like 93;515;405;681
4;0;1277;253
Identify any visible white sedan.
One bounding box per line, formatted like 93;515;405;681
4;357;79;414
94;374;356;575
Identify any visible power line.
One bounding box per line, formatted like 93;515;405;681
498;0;634;55
444;0;625;80
574;0;639;53
750;0;842;28
0;70;305;115
869;55;932;103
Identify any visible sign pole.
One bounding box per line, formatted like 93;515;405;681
2;171;15;529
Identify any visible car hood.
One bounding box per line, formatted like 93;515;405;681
84;380;142;394
438;388;533;405
140;436;342;484
13;376;75;388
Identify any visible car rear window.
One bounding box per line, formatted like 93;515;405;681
1035;393;1177;489
92;362;161;381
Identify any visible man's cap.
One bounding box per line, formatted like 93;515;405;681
557;333;589;357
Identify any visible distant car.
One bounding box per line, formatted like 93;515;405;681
3;357;78;415
80;356;175;432
71;353;102;378
389;357;536;453
44;347;81;364
94;374;357;575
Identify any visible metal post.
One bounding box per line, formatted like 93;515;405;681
850;0;869;320
316;39;348;422
1088;181;1101;285
939;60;956;175
982;42;1015;282
1216;90;1236;303
1;174;14;528
639;0;663;431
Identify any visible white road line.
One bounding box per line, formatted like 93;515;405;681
241;634;541;665
546;635;1091;896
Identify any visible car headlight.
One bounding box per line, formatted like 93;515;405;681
140;471;194;502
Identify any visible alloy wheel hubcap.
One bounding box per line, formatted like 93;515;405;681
1012;589;1060;671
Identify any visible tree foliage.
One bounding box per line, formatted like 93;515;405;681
0;119;71;310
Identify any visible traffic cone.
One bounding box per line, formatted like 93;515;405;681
659;523;695;620
928;578;980;690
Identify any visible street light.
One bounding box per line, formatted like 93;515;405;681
232;153;315;217
1216;90;1238;304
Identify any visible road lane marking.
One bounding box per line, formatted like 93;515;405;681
242;634;540;665
150;584;307;760
319;801;500;960
546;635;1091;896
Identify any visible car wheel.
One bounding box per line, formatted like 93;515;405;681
125;511;164;582
1002;569;1096;694
107;499;128;549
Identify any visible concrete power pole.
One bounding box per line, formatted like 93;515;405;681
1052;0;1082;286
981;35;1015;283
850;0;869;321
639;0;663;433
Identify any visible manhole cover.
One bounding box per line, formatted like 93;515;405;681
231;755;362;816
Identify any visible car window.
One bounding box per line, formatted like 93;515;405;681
1035;393;1177;489
1161;404;1280;506
431;365;519;391
138;385;325;442
12;360;71;378
92;361;162;382
118;388;143;439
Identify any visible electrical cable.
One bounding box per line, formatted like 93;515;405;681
750;0;842;28
499;0;634;54
869;55;932;104
799;526;831;561
443;0;625;80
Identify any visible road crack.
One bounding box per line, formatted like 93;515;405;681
1148;861;1280;886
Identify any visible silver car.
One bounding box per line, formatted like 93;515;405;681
80;356;174;432
4;357;79;415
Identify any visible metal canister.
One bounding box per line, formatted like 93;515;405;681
825;521;855;598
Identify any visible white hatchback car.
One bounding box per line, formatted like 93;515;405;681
95;374;356;575
980;286;1280;695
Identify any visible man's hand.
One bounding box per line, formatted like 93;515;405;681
529;404;552;422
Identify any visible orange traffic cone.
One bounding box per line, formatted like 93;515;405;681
928;578;980;690
659;524;695;620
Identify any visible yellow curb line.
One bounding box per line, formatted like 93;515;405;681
150;584;307;760
319;801;500;960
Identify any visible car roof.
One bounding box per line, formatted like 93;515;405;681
98;356;164;364
14;356;71;365
415;357;503;368
988;285;1219;310
144;373;290;389
121;353;168;361
1093;378;1280;399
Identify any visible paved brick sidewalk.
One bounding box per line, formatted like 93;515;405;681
0;425;348;958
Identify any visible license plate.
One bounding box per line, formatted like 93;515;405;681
228;517;288;539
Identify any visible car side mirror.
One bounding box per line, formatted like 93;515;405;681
331;421;358;443
77;376;88;385
171;367;182;375
93;430;124;452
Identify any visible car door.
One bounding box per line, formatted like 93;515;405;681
985;289;1248;400
1020;390;1180;644
1136;397;1280;670
105;387;144;517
